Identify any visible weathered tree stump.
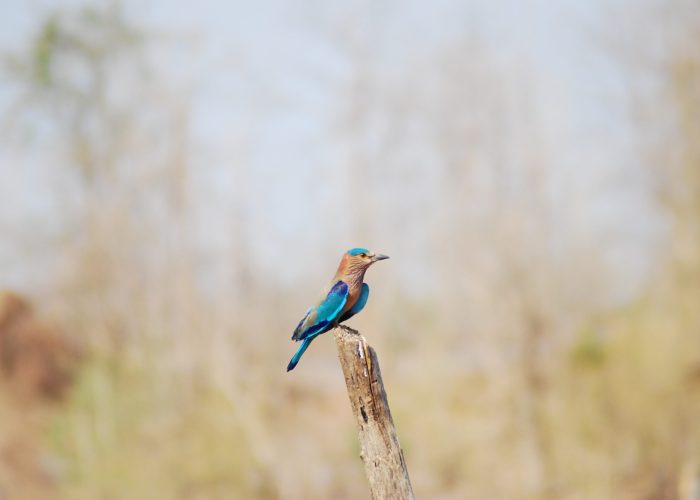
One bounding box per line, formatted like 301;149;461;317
334;326;414;500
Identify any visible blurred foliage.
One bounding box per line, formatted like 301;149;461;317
1;1;700;499
570;328;607;369
47;354;268;499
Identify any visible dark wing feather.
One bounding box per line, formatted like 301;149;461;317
338;283;369;323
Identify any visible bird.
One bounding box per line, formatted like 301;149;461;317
286;248;389;372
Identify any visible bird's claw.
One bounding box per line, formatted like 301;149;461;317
338;324;359;335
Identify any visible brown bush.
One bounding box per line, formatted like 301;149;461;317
0;292;80;402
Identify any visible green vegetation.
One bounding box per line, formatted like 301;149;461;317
2;1;700;498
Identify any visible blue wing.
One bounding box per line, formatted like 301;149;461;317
292;281;349;341
339;283;369;323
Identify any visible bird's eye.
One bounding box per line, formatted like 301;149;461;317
359;253;366;258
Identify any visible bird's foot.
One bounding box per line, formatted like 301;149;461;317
338;324;359;335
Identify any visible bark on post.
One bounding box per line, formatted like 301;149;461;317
334;326;414;500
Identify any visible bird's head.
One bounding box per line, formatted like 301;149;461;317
341;247;389;272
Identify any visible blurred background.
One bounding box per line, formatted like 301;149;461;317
1;0;699;498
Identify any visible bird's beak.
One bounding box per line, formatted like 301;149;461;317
372;253;389;262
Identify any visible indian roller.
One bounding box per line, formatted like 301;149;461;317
286;248;389;372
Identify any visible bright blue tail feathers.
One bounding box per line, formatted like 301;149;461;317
286;338;312;371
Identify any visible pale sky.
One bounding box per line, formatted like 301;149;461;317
1;0;663;303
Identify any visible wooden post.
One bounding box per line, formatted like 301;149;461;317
334;326;415;500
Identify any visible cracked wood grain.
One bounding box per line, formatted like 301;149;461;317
334;326;414;500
